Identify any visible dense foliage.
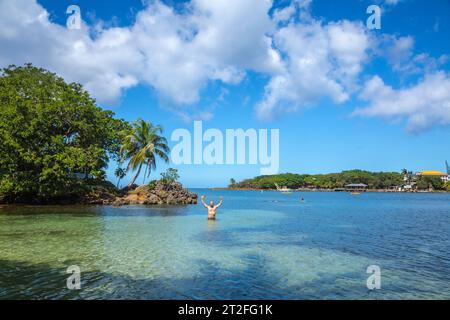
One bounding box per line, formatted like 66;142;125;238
446;182;450;192
160;168;180;184
0;64;129;202
416;176;444;190
231;170;405;190
147;168;180;191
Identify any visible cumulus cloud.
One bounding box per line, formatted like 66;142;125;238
354;72;450;132
0;0;370;119
384;35;415;70
272;0;312;23
0;0;449;132
0;0;280;106
256;18;370;120
0;0;140;104
379;35;449;75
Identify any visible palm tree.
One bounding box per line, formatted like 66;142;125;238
120;119;170;186
115;167;127;188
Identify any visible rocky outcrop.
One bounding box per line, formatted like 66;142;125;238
111;181;197;206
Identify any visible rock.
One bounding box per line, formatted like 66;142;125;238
108;180;197;206
143;193;160;205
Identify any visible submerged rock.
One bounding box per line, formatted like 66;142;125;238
111;181;197;206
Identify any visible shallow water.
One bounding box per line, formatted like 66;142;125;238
1;190;450;299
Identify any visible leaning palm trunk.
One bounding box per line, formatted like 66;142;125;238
129;163;143;186
143;163;149;184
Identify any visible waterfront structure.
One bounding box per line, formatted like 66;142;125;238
345;183;368;192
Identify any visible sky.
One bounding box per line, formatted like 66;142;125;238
0;0;450;187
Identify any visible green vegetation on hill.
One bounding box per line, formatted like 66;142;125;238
231;170;404;190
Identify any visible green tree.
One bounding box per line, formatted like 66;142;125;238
120;119;170;186
445;182;450;192
0;64;129;202
160;168;180;184
416;176;444;190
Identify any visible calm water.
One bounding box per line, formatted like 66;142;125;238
1;190;450;300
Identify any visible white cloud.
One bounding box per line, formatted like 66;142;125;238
256;19;370;120
272;0;312;23
384;0;402;5
1;0;449;133
378;34;449;76
0;0;140;104
354;72;450;132
0;0;280;107
384;35;415;70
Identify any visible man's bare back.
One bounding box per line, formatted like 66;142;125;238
201;195;223;220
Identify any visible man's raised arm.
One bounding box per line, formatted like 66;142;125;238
214;196;223;209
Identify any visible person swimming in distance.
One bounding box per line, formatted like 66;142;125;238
201;195;223;220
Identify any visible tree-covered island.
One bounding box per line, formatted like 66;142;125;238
229;170;450;192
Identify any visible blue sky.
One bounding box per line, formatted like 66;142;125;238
1;0;450;187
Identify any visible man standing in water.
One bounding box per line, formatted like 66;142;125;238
201;195;223;220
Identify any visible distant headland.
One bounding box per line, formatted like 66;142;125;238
225;169;450;193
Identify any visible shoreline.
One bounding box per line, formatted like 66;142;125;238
211;187;450;193
2;188;449;207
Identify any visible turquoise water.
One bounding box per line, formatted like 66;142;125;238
1;190;450;299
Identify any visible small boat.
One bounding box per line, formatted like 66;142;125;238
351;192;361;195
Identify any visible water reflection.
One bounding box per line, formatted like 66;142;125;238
207;219;217;232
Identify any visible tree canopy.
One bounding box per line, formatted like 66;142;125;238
0;64;129;202
231;170;405;190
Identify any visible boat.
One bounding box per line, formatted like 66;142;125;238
351;192;361;195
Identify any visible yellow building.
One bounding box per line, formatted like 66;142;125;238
416;171;449;182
